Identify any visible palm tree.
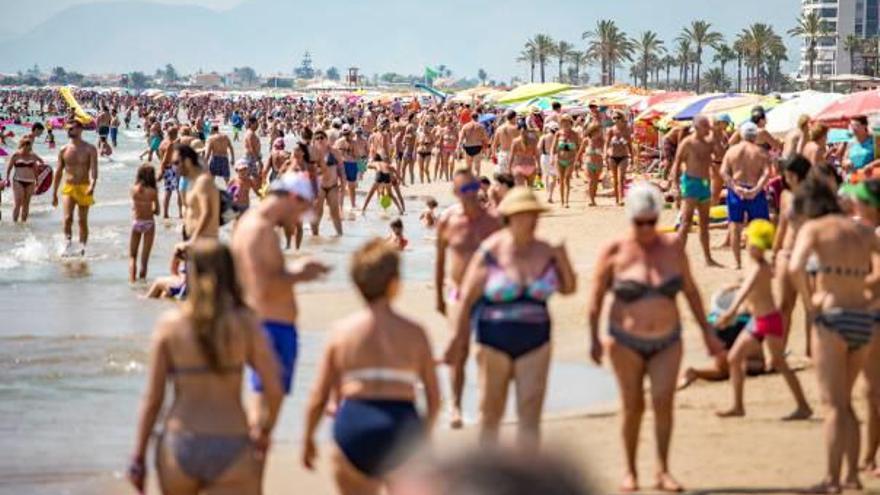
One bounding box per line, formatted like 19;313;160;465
662;54;676;88
767;35;788;90
843;34;862;75
554;40;575;82
733;35;747;92
517;43;538;82
679;20;723;93
529;34;556;83
567;51;587;85
788;10;832;89
713;43;737;82
584;19;633;85
632;31;665;89
704;67;730;92
674;38;692;89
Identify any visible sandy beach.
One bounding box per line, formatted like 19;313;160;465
71;175;879;495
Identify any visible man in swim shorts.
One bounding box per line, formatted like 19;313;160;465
232;173;330;399
244;116;263;183
673;114;721;267
459;114;490;175
335;124;360;209
435;168;502;428
721;122;771;269
491;110;518;175
52;120;98;255
96;105;112;156
205;124;234;183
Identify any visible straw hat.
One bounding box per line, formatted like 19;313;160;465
497;187;548;216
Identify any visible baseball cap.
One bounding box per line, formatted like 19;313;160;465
341;124;352;134
715;114;732;124
234;158;249;171
269;172;315;202
740;122;759;139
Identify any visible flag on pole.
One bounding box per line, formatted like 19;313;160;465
424;66;440;82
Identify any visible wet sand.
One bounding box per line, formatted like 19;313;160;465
83;175;880;495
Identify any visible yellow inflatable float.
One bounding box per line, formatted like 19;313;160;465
59;87;95;127
659;205;728;233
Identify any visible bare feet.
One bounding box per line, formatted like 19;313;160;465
716;407;745;418
805;480;841;494
677;369;697;391
706;258;724;268
449;408;463;430
654;472;684;492
619;473;638;493
782;407;813;421
843;475;862;491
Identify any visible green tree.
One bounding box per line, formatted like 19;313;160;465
674;38;692;89
554;40;575;82
733;35;747;92
679;20;723;93
517;44;538;82
703;67;730;92
567;51;587;85
528;34;556;83
713;43;737;81
128;71;149;89
633;31;665;89
50;66;68;84
326;66;340;81
661;54;676;88
477;68;488;85
843;34;862;75
233;66;258;86
788;10;832;89
584;19;633;85
163;63;179;82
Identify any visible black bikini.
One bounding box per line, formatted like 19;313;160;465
609;276;684;360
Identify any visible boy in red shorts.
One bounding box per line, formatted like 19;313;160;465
715;219;813;420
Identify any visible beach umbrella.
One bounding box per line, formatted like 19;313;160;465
478;114;497;124
828;128;853;144
814;89;880;124
495;83;571;105
713;96;781;126
765;91;844;136
671;93;740;121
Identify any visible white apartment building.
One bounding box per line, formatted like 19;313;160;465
799;0;880;78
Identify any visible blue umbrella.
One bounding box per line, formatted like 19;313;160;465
673;94;735;121
478;114;497;124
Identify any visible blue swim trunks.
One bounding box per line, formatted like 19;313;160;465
250;321;298;395
727;187;769;224
680;174;711;203
343;161;359;182
209;156;230;180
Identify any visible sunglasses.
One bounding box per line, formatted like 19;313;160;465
633;217;658;227
315;135;327;140
458;180;481;194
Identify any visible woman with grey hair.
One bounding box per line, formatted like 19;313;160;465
587;182;724;492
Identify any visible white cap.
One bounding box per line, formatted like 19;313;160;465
625;181;664;220
341;123;352;133
740;122;759;139
268;172;315;202
332;117;343;127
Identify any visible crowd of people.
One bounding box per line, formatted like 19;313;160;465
3;87;880;495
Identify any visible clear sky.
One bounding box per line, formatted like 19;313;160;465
1;0;803;80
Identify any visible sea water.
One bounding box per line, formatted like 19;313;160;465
0;114;616;494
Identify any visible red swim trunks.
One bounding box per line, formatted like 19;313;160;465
749;311;784;341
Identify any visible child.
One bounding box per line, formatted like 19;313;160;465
146;248;186;299
386;218;408;250
45;128;56;150
419;197;439;228
715;219;812;420
228;159;255;214
130;164;160;282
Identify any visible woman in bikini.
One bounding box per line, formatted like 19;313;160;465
415;121;435;184
509;118;540;187
129;240;283;495
444;187;576;449
311;129;344;236
5;135;44;223
538;122;559;203
129;164;160;283
551;115;581;208
787;179;880;493
362;122;404;215
580;123;605;207
303;239;440;495
587;183;724;493
436;115;458;182
605;111;633;206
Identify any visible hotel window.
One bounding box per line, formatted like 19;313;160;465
868;0;879;36
818;7;838;17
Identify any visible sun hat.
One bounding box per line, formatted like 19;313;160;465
268;172;315;202
745;219;775;250
496;187;548;216
190;139;205;153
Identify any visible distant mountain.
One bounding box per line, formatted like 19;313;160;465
0;0;802;81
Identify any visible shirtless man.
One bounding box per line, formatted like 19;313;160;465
721;122;771;269
491;111;519;175
95;106;112;156
458;113;490;175
244;116;263;183
729;107;782;154
52;120;98;255
435;168;502;428
158;126;181;219
711;117;731;206
673;115;721;267
176;143;219;242
231;172;330;399
335;124;360;209
205;124;234;183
